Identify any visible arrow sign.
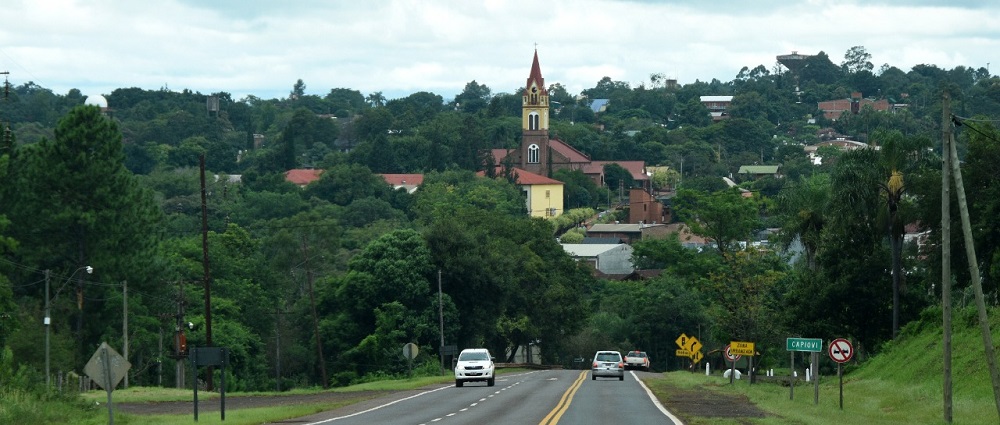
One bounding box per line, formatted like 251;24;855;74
828;338;854;363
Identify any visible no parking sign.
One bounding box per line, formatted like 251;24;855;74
828;338;854;363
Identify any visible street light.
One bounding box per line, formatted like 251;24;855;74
45;266;92;387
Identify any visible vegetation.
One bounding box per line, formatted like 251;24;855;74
0;45;999;422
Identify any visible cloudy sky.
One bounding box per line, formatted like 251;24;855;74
1;0;997;103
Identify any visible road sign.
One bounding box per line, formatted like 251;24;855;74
724;344;741;362
402;343;419;360
691;350;703;364
689;339;702;355
675;334;690;350
84;342;130;391
786;337;823;352
730;341;755;356
828;338;854;363
676;349;691;357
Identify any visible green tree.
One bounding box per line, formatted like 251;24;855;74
673;188;761;257
2;105;162;364
774;174;831;270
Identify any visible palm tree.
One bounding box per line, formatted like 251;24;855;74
366;91;386;108
776;173;831;271
832;129;931;338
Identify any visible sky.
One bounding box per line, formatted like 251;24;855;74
1;0;998;103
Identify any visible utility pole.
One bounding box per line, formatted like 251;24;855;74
44;269;51;387
122;280;128;388
948;114;1000;420
302;237;328;388
439;269;444;375
941;92;952;424
200;154;214;391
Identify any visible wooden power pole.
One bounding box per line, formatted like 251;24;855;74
941;92;952;423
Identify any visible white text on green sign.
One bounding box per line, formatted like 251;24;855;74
786;337;822;352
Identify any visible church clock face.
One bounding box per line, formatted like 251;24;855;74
531;87;537;93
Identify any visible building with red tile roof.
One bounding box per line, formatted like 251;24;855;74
284;169;324;187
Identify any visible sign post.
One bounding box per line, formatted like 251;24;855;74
83;342;130;425
724;344;741;384
730;341;755;385
403;343;419;378
786;337;822;401
828;338;854;409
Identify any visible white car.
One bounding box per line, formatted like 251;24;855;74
454;348;495;387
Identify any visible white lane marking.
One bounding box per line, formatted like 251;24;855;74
630;371;686;425
304;385;451;424
306;374;534;424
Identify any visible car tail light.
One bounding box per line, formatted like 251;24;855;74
593;362;598;368
618;362;624;368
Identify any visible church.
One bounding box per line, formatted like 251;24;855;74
492;50;649;196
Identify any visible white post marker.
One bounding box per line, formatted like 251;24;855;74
828;338;855;409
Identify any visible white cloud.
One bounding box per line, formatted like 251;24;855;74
0;0;996;102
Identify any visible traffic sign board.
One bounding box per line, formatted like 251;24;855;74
828;338;854;363
724;344;741;362
675;334;691;351
730;341;755;356
675;349;691;357
691;350;703;364
786;337;823;352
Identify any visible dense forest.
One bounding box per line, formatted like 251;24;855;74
2;45;1000;392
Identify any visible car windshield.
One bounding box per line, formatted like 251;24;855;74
596;352;620;362
459;352;489;361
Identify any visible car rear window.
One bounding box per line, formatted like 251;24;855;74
596;352;621;362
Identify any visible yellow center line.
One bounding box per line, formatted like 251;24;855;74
538;370;587;425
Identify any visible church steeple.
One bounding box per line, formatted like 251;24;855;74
520;49;551;175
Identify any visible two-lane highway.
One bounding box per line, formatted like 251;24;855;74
280;370;681;425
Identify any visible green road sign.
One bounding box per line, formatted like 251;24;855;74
786;337;823;352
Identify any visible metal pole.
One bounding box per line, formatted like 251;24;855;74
44;269;50;387
812;352;819;405
439;269;444;375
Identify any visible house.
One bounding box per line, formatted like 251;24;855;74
585;223;669;244
285;169;323;187
817;92;890;121
628;187;669;225
700;95;733;121
381;174;424;193
737;165;781;179
561;243;635;275
491;50;649;192
481;167;565;218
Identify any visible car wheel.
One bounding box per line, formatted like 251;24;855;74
591;374;596;381
456;380;463;388
619;375;624;381
487;378;495;387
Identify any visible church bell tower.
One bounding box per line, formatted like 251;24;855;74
520;49;550;176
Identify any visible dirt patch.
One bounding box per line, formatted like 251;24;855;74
654;381;769;424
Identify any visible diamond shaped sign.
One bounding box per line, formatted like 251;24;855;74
84;342;131;391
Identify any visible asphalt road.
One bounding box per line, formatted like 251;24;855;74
273;370;682;425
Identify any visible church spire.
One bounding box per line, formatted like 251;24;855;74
524;49;547;97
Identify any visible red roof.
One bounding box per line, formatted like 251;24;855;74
479;167;563;186
380;174;424;186
285;169;323;186
549;139;591;164
586;161;649;181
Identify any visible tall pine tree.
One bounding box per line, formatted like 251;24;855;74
2;105;162;364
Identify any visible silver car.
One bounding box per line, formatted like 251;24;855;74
591;350;624;381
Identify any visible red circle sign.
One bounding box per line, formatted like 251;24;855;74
828;338;854;363
724;344;741;362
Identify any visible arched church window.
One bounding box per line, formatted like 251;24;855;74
528;144;540;163
529;112;540;130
